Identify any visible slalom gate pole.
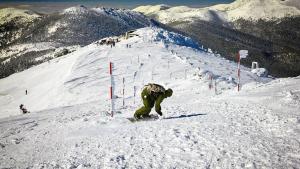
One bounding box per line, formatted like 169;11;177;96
122;77;125;107
133;86;136;105
109;62;114;117
237;53;241;92
133;71;137;81
209;75;213;90
214;80;217;95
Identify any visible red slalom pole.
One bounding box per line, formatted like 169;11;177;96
209;74;213;90
109;62;112;75
110;86;113;99
109;62;114;117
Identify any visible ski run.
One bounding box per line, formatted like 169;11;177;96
0;27;299;168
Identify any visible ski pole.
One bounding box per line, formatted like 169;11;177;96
122;77;125;107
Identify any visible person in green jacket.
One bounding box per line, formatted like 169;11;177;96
134;83;173;119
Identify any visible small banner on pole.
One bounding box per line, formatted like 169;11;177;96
239;50;248;59
237;50;248;92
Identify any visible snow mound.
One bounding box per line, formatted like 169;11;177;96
251;68;268;77
281;90;300;109
62;5;88;14
284;90;300;104
135;27;199;49
193;68;237;90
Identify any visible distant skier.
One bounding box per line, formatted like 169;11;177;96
134;83;173;119
19;104;30;114
25;90;27;95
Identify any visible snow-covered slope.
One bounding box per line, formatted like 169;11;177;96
0;27;299;168
0;27;263;117
134;0;300;23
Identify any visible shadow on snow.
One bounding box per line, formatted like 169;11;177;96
164;113;207;120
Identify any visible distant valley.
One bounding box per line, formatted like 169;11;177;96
134;0;300;77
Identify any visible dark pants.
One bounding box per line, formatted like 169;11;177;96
134;97;154;118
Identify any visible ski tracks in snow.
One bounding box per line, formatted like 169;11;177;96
0;27;299;168
0;90;299;168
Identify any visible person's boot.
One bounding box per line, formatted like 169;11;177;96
142;114;151;119
134;114;140;120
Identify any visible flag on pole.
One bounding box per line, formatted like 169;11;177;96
237;50;248;92
239;50;248;59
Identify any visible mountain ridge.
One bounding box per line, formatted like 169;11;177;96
0;6;152;78
134;0;300;23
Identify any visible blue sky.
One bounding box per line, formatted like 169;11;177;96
0;0;235;8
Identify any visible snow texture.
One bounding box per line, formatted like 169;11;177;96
251;68;268;77
0;27;299;168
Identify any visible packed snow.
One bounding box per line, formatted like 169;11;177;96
0;27;299;168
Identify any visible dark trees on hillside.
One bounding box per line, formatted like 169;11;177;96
0;49;54;78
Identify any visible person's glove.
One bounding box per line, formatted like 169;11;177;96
157;111;162;116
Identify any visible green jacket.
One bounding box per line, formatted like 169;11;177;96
141;88;168;114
